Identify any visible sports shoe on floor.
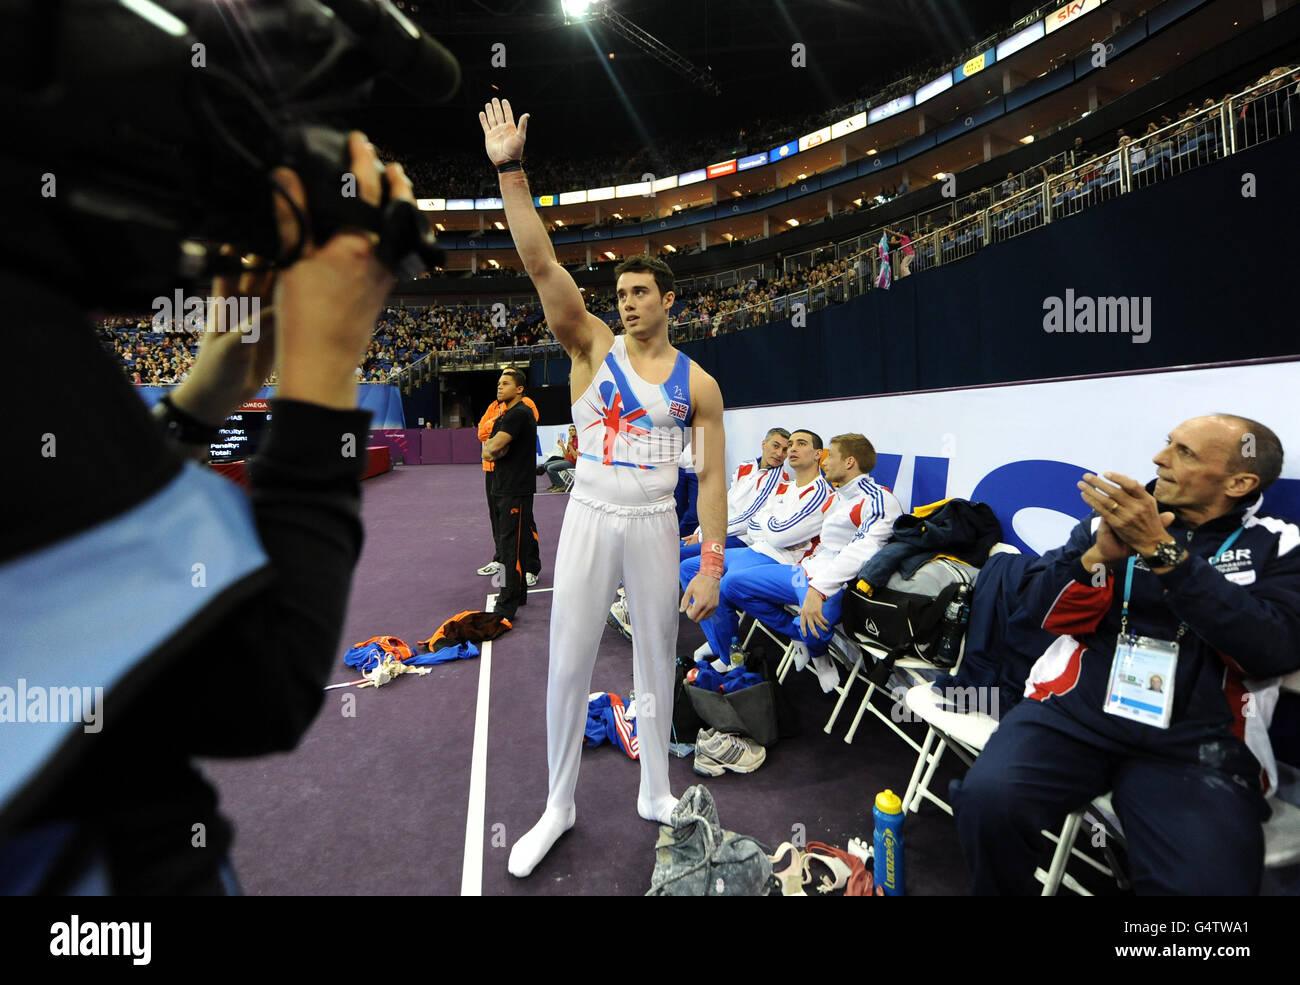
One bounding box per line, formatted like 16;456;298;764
693;731;766;776
526;572;538;587
477;561;501;576
606;598;633;642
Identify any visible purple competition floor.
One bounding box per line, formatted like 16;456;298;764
200;463;983;896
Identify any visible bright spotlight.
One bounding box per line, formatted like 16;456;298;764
562;0;597;22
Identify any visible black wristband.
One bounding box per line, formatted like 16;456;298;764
496;159;524;174
154;394;220;446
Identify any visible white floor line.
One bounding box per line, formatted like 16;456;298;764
460;592;497;896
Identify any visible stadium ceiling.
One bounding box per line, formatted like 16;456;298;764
368;0;1045;153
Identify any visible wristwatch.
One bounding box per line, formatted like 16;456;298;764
1144;539;1185;568
153;394;219;446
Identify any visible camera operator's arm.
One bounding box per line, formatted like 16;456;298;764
480;98;612;364
129;133;409;753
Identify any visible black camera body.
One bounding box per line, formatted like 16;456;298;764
2;0;459;307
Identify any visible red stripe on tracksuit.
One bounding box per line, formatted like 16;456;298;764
1221;663;1249;746
1041;580;1115;635
1028;643;1087;701
608;693;639;760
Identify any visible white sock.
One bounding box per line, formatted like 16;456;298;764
790;641;811;671
507;805;576;878
637;793;679;824
693;641;715;661
810;654;840;693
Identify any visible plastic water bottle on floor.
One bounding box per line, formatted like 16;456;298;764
873;789;905;895
728;635;745;668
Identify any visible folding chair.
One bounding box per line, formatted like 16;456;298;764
826;632;935;746
739;608;934;753
1038;670;1300;895
1036;793;1127;896
899;682;999;818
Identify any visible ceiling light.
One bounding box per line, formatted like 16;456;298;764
786;218;799;227
493;221;505;229
664;244;676;252
562;0;596;21
1019;135;1034;144
603;251;616;259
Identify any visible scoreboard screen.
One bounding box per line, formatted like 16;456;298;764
209;398;272;462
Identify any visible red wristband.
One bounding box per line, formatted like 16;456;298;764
700;540;725;579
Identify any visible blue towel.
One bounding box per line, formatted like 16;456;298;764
692;659;765;694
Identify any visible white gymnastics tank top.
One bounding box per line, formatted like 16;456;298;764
570;336;693;507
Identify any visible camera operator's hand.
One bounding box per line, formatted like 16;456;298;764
271;131;410;409
169;250;276;428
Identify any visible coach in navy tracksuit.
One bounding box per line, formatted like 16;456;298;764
954;414;1300;895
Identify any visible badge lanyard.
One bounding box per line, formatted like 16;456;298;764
1118;524;1245;639
1106;524;1246;729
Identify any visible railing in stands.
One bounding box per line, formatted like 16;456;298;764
224;79;1300;379
1228;72;1300;152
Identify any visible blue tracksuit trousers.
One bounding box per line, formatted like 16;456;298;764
951;695;1266;895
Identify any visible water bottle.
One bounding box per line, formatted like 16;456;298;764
873;789;905;895
729;635;745;668
930;582;972;669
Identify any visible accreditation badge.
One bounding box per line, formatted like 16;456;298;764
1103;634;1178;729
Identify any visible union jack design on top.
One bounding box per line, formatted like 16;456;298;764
582;378;653;468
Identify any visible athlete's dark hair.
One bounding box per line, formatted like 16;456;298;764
501;367;526;389
614;254;675;298
790;429;823;450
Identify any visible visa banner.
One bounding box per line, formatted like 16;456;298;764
709;360;1300;556
769;140;799;161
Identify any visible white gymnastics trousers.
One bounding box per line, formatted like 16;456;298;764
544;490;680;816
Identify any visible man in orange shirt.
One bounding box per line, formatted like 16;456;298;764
478;390;541;585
